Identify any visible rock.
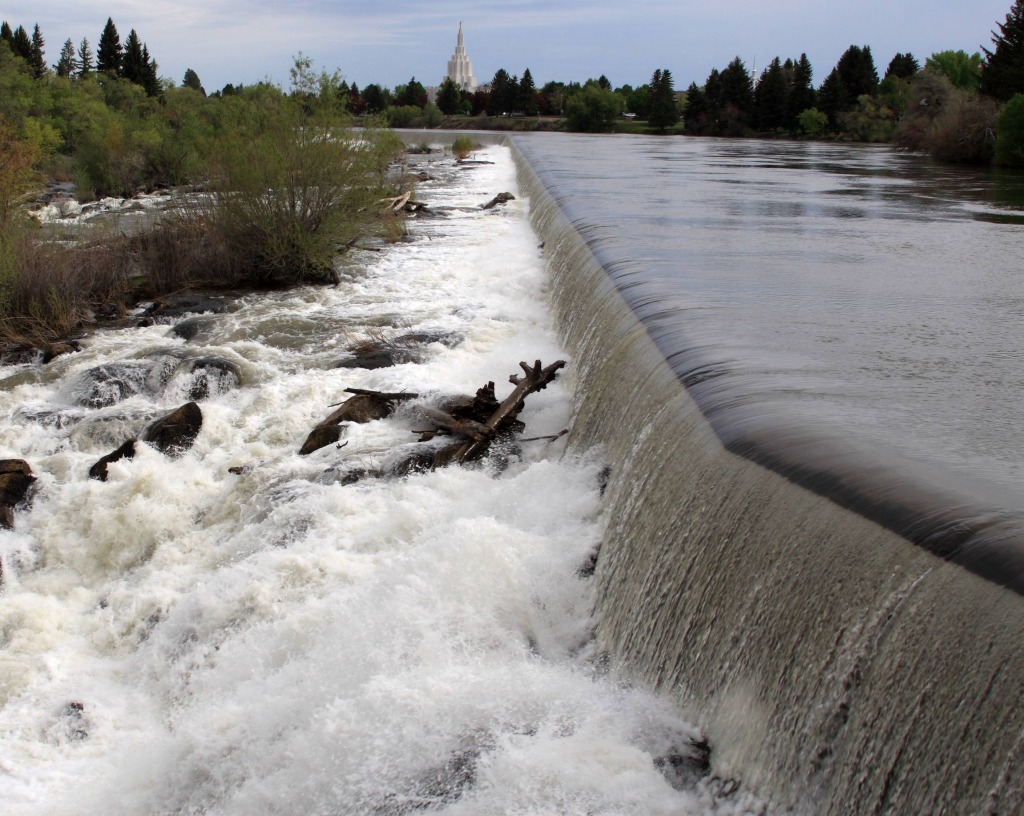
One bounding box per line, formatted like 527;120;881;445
0;459;36;509
334;347;420;370
299;424;344;456
0;505;15;531
42;341;83;364
169;316;217;341
299;394;394;456
72;361;153;408
142;291;230;321
481;192;515;210
183;357;242;400
142;402;203;456
89;439;137;481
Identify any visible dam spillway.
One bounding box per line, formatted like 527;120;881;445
509;132;1024;814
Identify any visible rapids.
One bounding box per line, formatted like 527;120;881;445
0;146;763;814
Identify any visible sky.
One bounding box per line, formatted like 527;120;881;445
1;1;1015;94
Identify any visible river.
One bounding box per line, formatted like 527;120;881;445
0;145;762;814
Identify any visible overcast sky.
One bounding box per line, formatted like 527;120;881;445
2;1;1015;94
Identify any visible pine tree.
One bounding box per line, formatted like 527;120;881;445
682;82;707;133
54;38;77;78
719;57;754;125
754;57;789;131
818;45;878;126
11;25;31;62
788;53;815;127
182;68;205;94
981;0;1024;100
518;68;539;115
487;69;513;115
121;29;145;84
28;23;45;78
437;77;461;115
885;53;920;79
0;22;13;50
77;37;93;76
141;44;160;96
648;67;679;131
96;17;121;75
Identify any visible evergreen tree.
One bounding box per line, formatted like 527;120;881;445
818;45;878;126
719;56;754;131
648;67;679;131
0;22;12;51
981;0;1024;100
754;57;789;131
54;38;77;78
597;74;611;90
518;68;539;115
11;25;31;62
885;53;920;79
788;53;815;127
96;17;121;75
362;83;389;113
28;23;45;78
394;76;426;107
682;81;707;133
182;68;205;94
121;29;145;84
436;77;461;115
487;68;514;115
77;37;93;76
141;44;160;96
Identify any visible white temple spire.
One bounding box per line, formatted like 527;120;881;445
446;21;477;92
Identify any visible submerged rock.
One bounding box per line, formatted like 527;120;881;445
42;341;83;364
299;394;395;456
142;291;231;321
182;357;242;400
88;439;137;481
72;361;155;408
481;192;515;210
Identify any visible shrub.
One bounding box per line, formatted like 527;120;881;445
451;136;475;159
995;94;1024;167
797;107;828;136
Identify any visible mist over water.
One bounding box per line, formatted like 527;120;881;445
0;147;763;814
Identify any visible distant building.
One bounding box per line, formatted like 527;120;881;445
446;21;477;92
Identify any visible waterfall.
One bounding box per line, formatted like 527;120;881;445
511;135;1024;814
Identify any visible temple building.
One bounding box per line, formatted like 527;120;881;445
446;22;477;92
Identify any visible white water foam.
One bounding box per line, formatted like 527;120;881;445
0;145;765;815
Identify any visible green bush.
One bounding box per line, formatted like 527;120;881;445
995;94;1024;167
797;107;828;136
451;136;475;159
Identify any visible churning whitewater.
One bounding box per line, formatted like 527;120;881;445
0;146;759;814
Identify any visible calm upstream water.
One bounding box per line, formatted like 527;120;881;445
514;134;1024;513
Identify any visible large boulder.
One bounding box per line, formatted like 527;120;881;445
142;402;203;456
182;357;242;400
0;459;36;527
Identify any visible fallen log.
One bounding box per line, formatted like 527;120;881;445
452;359;565;463
481;192;515;210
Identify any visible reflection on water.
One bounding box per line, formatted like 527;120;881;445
514;134;1024;508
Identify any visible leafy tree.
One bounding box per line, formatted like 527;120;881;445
77;38;93;76
28;24;46;78
96;18;121;76
648;68;678;131
436;76;461;115
754;57;789;131
994;92;1024;165
182;68;205;95
54;38;77;78
981;0;1024;100
518;68;539;115
885;53;920;79
564;83;623;132
927;50;983;92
